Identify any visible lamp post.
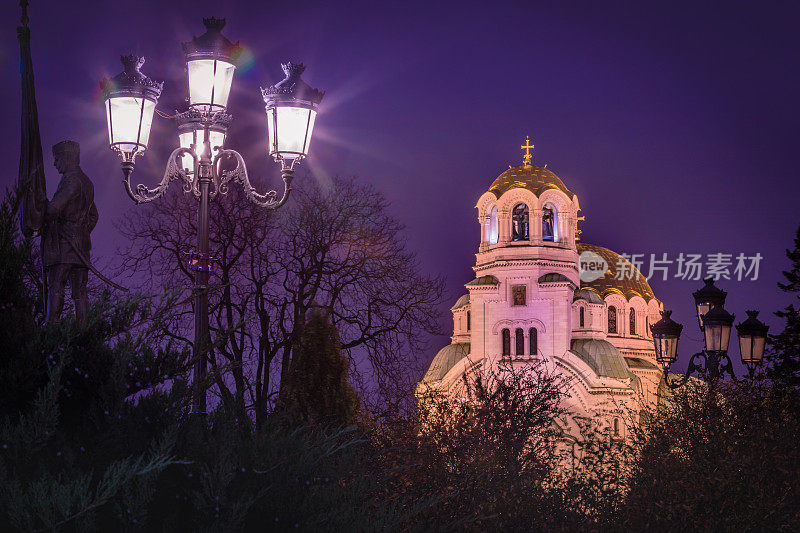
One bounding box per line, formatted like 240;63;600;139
651;278;769;388
101;18;324;414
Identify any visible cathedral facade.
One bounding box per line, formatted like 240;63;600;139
419;144;664;439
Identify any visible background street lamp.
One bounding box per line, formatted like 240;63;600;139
651;278;769;388
101;18;324;414
692;277;728;330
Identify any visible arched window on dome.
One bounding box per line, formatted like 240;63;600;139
512;203;529;241
542;204;557;242
488;206;499;244
529;327;538;355
515;328;524;356
501;328;511;356
579;307;585;328
608;306;618;334
629;309;636;336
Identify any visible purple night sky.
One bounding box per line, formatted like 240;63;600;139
2;1;799;377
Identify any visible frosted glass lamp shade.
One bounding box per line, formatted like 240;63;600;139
105;96;156;154
650;310;683;368
266;105;316;161
187;59;235;111
178;127;226;171
100;55;163;160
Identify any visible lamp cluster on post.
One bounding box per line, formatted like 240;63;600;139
650;278;769;388
100;18;324;414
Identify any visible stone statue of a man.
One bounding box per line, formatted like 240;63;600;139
43;141;98;322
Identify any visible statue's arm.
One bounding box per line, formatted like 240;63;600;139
87;203;99;232
47;178;77;219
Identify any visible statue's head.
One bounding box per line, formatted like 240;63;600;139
52;140;80;174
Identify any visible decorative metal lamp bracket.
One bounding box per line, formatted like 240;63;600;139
663;350;738;389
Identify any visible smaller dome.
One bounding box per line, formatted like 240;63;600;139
570;339;631;380
423;343;470;383
577;243;657;301
488;165;575;199
573;288;604;304
451;294;470;310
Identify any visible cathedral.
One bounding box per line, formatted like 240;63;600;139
419;139;664;439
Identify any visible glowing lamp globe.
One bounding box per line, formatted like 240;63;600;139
736;310;769;365
261;62;324;163
176;112;228;172
182;18;241;111
100;55;163;168
701;305;735;353
650;310;683;368
692;278;727;330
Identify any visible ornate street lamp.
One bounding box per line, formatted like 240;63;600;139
652;280;764;388
101;55;163;182
736;311;769;378
692;277;727;330
101;18;324;414
182;18;238;112
650;310;683;369
702;305;735;354
261;62;323;166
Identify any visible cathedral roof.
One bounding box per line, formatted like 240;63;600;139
577;242;657;302
488;165;575;199
570;339;632;380
538;273;573;284
625;357;660;370
466;275;499;287
422;343;470;383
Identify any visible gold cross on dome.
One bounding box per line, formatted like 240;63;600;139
521;136;534;167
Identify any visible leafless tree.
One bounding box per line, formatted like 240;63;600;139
116;175;443;428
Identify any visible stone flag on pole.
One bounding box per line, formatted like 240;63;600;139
16;0;46;240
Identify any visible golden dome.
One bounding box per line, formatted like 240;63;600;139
488;165;575;199
577;242;657;302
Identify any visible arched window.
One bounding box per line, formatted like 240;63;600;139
579;307;585;328
613;418;620;436
629;309;636;336
542;204;557;242
467;311;471;331
488;206;499;244
512;203;529;241
529;327;538;355
608;306;617;334
515;328;524;356
502;328;511;356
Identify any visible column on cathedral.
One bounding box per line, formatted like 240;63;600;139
479;214;489;251
498;208;511;243
531;208;543;242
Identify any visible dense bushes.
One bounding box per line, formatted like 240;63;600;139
2;185;800;531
